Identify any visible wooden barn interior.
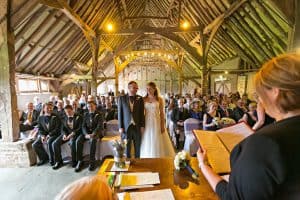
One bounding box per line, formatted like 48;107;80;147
0;0;299;199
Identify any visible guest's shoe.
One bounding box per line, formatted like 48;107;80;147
72;161;77;168
75;161;83;172
52;162;63;170
49;161;55;166
37;160;48;166
88;162;96;171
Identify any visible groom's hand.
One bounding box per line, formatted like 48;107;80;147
140;127;145;134
119;128;124;134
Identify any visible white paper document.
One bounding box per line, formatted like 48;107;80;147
117;189;175;200
115;172;160;188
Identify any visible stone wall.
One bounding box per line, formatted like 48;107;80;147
0;140;36;167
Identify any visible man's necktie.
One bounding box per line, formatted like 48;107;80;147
68;117;73;123
27;112;32;122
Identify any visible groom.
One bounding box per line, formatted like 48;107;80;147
118;81;145;158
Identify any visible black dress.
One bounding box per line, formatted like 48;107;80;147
203;113;219;131
216;115;300;200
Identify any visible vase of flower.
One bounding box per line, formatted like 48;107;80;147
174;150;199;180
112;139;127;168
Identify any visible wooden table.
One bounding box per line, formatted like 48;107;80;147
98;158;219;200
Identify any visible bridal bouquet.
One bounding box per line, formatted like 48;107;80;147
112;139;127;168
174;150;199;180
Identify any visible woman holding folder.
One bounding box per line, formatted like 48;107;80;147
197;53;300;199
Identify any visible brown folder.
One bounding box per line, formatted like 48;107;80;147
194;122;253;174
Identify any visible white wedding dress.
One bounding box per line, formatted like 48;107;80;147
140;101;175;158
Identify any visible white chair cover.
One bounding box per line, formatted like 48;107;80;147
183;118;202;155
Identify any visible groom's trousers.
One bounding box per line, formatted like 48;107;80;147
125;124;141;158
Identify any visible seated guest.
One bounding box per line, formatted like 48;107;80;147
189;100;203;121
171;98;190;149
33;96;43;114
241;93;251;106
252;101;275;130
183;96;192;111
54;100;65;119
103;100;117;122
240;102;257;127
55;175;115;200
218;100;233;119
71;99;85;116
203;102;221;131
197;53;300;199
82;101;104;171
232;99;247;122
53;105;84;171
32;102;61;166
109;96;117;109
19;102;39;139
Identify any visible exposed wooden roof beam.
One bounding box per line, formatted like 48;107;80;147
125;16;169;20
203;0;248;63
39;0;96;37
11;0;40;27
100;25;203;35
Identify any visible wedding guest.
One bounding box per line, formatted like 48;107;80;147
32;102;61;166
189;100;203;121
240;102;257;127
171;98;190;149
232;99;247;122
54;105;84;171
203;102;221;131
82;101;104;171
218;100;233;119
19;102;39;134
197;53;300;199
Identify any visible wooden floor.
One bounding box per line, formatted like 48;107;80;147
0;162;100;200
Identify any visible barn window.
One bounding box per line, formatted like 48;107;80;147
18;79;38;92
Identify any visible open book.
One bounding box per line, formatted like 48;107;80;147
194;122;253;174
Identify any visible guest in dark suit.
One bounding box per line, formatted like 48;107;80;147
118;81;145;158
218;100;233;119
197;53;300;199
71;99;86;116
82;101;104;171
232;99;247;122
171;98;190;149
19;102;39;133
54;100;65;119
32;102;61;166
52;105;84;170
104;100;117;122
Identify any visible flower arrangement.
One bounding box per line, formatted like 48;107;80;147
174;150;199;180
213;117;236;128
112;139;127;168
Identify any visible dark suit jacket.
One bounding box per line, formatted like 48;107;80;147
38;113;61;137
61;114;83;137
82;112;104;138
232;107;245;122
171;107;190;128
104;108;117;121
19;110;39;127
118;94;145;131
218;108;234;119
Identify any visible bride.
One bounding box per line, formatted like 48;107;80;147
140;82;175;158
